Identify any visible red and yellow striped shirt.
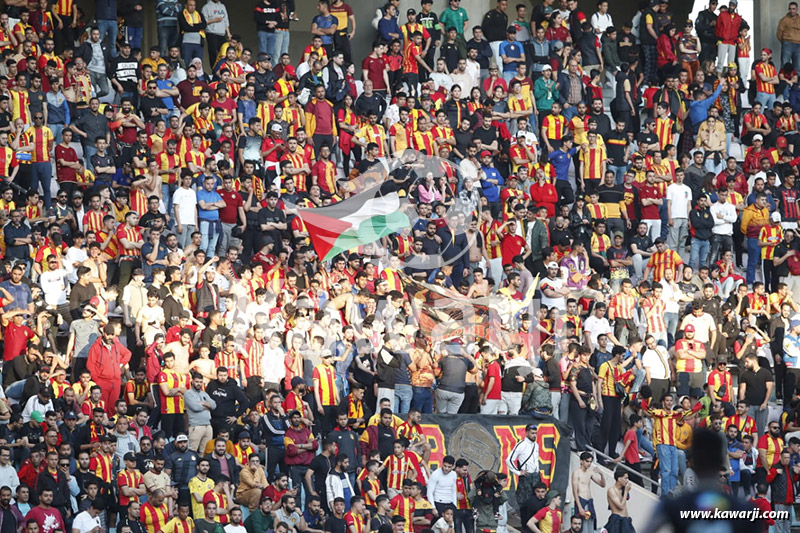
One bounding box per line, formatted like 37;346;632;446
654;117;675;149
313;363;337;407
641;296;666;334
755;62;776;94
22;126;53;162
674;338;704;373
383;454;414;491
608;293;636;320
579;145;606;181
10;89;30;124
215;350;240;382
117;469;144;506
116;224;143;257
141;502;169;533
542;114;567;140
727;414;756;438
402;42;422;74
646;250;683;282
54;0;75;16
390;494;415;523
759;224;783;260
757;434;784;468
90;452;113;483
480;220;502;260
162;517;194;533
412;130;435;155
82;209;106;233
356;125;388;157
648;407;681;446
345;511;365;533
158;369;189;414
241;339;264;379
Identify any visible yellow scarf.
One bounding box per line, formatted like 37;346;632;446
183;9;205;38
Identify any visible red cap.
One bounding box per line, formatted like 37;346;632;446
480;150;492;158
762;47;772;56
684;324;695;333
284;65;296;77
778;136;788;148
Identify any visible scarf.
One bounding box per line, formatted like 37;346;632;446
183;9;205;38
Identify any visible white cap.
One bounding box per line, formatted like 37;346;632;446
271;123;282;132
546;261;559;269
753;134;764;141
541;64;552;71
772;211;782;222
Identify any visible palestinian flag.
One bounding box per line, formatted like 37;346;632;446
297;187;410;261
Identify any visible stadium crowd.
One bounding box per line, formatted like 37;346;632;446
0;0;797;532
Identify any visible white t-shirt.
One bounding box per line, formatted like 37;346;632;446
40;268;68;306
224;525;247;533
64;246;88;283
666;183;692;219
72;510;102;533
584;316;612;349
172;187;198;226
641;347;671;380
432;518;455;533
540;276;566;309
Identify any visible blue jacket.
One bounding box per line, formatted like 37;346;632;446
688;82;724;129
557;72;587;105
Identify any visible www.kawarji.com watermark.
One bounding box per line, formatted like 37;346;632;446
678;509;791;521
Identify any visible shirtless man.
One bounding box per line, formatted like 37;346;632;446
82;242;107;291
467;268;489;298
164;329;194;375
466;217;486;270
604;470;632;533
571;452;606;533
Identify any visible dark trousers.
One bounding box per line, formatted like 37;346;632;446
317;405;337;435
598;395;622;458
626;461;644;486
785;368;800;406
763;259;777;293
569;395;591;451
72;357;88;383
614;318;637;344
333;32;352;64
206;33;226;65
267;446;285;475
555;180;574;206
54;16;75;54
455;508;475;533
458;383;480;414
161;412;186;439
148;384;162;428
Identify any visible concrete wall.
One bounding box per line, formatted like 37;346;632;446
565;452;659;532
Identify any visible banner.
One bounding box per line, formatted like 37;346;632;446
419;414;571;505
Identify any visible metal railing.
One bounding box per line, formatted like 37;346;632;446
585;445;662;492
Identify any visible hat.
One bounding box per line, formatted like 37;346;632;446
792;319;800;329
546;261;560;269
613;231;624;239
72;190;83;198
290;377;306;388
65;411;77;420
257;53;271;62
778;136;788;148
753;134;764;141
773;212;782;222
541;64;552;71
488;59;499;70
321;350;334;358
284;65;297;77
480;150;492;158
516;130;527;138
30;411;44;423
175;433;189;443
124;452;137;462
239;431;251;440
684;324;695;333
546;491;561;504
762;47;771;56
729;0;738;4
407;8;416;15
533;368;544;377
728;62;737;69
215;83;228;92
270;123;282;132
507;25;517;34
132;268;144;277
435;271;447;279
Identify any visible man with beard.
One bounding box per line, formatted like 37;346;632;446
284;410;318;500
739;353;775;438
207;438;239;485
206;366;248;436
0;485;19;531
26;488;65;533
260;393;289;477
165;433;196;507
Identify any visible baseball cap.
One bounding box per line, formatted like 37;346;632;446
284;65;297;77
792;319;800;329
684;324;695;333
175;433;189;443
772;212;782;222
613;232;624;239
257;53;271;62
753;134;764;142
407;8;416;15
546;261;559;269
65;411;77;420
480;150;492;158
239;431;251;440
541;64;552;71
778;136;788;148
291;377;306;388
30;411;44;423
124;452;137;462
271;123;282;132
132;268;144;277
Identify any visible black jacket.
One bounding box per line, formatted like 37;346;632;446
118;0;144;27
206;452;240;484
36;469;70;508
178;9;207;35
375;347;401;389
205;378;249;420
689;206;715;241
76;40;112;69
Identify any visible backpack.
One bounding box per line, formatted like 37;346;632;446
788;252;800;276
156;0;181;19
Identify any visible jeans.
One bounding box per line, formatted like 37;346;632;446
637;427;655;456
435;389;464;414
89;71;110;98
161;183;175;218
657;443;679;495
176;224;195;249
746;237;760;285
410;386;433;413
774;504;791;533
710;233;733;265
216;222;235;255
716;43;736;71
126;26;143;49
257;31;277;57
96;19;118;57
158;22;179;54
608;164;628;185
199;219;221;255
562;104;578;120
394;384;412;415
5;380;24;401
275;30;290;56
49;124;64;144
181;42;204;62
748;405;769;437
755;91;777;110
689;238;710;272
667;218;688;257
665;312;679;347
783;41;800;70
31;162;52;208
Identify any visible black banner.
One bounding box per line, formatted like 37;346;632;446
419;414;571;503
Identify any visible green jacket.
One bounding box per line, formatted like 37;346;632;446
245;509;274;533
528;220;549;261
468;486;508;529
